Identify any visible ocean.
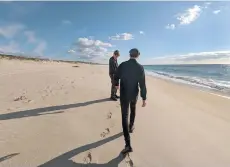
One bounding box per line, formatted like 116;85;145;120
144;64;230;96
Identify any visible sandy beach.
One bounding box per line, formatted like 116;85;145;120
1;59;230;167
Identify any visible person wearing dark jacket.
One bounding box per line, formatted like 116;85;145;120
109;50;120;101
114;48;147;154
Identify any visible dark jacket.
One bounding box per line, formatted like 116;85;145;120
114;59;147;101
109;56;118;76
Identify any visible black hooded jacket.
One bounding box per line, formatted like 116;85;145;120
114;59;147;101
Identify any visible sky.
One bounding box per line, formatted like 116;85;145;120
0;1;230;65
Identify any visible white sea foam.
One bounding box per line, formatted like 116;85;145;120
208;92;230;100
146;70;230;94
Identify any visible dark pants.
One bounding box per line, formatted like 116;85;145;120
110;74;117;98
120;99;137;147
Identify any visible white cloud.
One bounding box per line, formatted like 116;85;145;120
0;23;47;56
0;41;20;54
176;5;202;25
204;2;211;9
213;10;221;14
145;51;230;65
24;31;36;43
33;40;47;56
174;51;230;62
67;49;75;53
77;38;113;48
165;24;175;30
139;31;145;35
68;37;113;63
0;24;25;39
165;4;208;30
62;20;72;25
109;33;134;40
205;2;211;5
24;30;47;56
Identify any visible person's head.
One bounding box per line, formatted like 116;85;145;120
129;48;140;59
113;50;120;59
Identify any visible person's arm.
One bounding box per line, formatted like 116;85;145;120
139;66;147;101
109;58;116;75
109;58;113;75
114;63;122;87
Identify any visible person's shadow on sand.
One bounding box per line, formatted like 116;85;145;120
0;98;111;121
0;153;19;163
38;132;129;167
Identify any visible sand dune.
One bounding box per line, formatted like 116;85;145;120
1;59;230;167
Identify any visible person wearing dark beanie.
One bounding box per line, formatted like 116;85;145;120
114;48;147;154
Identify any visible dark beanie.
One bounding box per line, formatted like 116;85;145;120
129;48;140;57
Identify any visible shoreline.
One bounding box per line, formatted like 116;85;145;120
1;56;229;100
145;70;230;100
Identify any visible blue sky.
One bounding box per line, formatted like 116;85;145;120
0;1;230;64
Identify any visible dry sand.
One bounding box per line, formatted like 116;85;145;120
0;59;230;167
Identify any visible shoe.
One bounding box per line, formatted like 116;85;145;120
110;97;117;101
121;146;133;154
115;95;120;99
129;126;135;133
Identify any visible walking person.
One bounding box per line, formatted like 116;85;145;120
114;48;147;154
109;50;120;101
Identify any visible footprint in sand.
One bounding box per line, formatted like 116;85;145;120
23;99;33;103
60;85;64;90
83;152;92;164
100;128;110;138
107;112;112;119
105;128;110;133
42;94;48;99
14;95;27;102
45;86;53;93
100;132;106;138
14;95;32;103
125;154;134;167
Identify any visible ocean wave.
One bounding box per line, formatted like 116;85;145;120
146;70;230;93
